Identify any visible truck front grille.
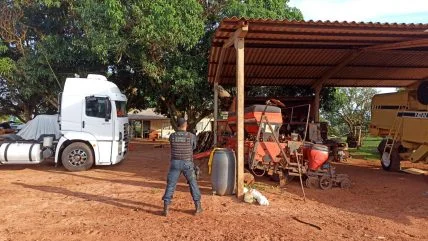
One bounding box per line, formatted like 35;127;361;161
124;123;129;154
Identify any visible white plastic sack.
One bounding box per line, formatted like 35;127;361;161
250;189;269;206
17;114;61;140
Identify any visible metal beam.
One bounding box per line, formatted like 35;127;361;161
363;38;428;51
209;62;428;69
312;50;363;89
215;76;424;81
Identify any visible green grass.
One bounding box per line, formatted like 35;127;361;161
348;136;382;160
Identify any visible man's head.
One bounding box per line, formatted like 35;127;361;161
177;118;187;130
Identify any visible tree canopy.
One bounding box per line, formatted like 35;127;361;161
0;0;346;132
322;87;378;136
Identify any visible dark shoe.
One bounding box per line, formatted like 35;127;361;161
163;204;169;217
194;201;203;215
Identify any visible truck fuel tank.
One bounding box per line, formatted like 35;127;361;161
0;142;42;164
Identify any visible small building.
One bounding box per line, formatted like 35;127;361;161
128;109;212;139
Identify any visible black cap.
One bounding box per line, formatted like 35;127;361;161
177;118;187;127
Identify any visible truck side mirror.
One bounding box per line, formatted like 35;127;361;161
105;98;111;122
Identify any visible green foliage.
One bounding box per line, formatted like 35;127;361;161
322;87;379;136
0;1;98;121
224;0;303;20
348;136;382;160
0;41;15;76
0;0;306;128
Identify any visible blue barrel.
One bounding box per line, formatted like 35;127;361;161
211;148;236;196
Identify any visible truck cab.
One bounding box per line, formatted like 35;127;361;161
56;74;129;171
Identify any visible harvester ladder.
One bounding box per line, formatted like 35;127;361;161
383;106;404;159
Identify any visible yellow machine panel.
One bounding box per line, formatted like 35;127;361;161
370;81;428;170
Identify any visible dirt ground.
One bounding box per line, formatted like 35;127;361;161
0;142;427;241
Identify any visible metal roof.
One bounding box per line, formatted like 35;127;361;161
208;17;428;87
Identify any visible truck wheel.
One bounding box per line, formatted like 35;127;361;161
380;147;401;172
61;142;94;172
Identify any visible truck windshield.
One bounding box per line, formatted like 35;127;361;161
115;101;127;117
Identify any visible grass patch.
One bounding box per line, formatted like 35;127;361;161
348;136;382;160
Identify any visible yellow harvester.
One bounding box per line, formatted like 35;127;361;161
370;81;428;171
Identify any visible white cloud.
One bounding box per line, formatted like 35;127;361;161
290;0;428;23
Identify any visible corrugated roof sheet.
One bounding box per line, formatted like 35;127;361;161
209;17;428;87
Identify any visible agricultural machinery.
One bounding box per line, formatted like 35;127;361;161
370;80;428;171
198;100;350;190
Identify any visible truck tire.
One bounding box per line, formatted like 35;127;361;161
417;81;428;105
380;143;401;172
61;142;94;172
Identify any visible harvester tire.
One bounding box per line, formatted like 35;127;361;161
377;139;387;154
61;142;94;172
380;144;401;172
417;81;428;105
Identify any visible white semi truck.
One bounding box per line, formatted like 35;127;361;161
0;74;129;171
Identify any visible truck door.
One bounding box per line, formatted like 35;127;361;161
82;96;114;163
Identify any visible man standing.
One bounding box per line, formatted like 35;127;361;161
162;118;202;216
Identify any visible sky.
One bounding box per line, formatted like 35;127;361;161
288;0;428;93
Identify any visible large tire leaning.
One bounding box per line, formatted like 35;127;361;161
380;143;401;172
61;142;94;172
377;139;387;154
417;81;428;105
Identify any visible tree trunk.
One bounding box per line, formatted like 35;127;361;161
22;104;32;122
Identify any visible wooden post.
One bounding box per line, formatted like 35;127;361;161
235;37;245;199
213;82;219;146
141;120;144;139
314;85;322;122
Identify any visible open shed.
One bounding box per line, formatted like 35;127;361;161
208;17;428;197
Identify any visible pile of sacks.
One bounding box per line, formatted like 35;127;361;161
243;187;269;206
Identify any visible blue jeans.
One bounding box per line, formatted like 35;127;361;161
162;159;201;205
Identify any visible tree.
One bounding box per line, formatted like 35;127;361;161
0;1;107;121
322;87;378;136
73;0;208;130
1;0;308;129
76;0;305;131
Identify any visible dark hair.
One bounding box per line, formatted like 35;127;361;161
177;118;187;128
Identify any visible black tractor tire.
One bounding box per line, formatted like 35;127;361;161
380;143;401;172
340;178;351;189
377;139;387;154
61;142;94;172
305;176;319;189
319;176;333;190
417;81;428;105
